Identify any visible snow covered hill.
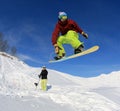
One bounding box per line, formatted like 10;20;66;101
0;52;120;111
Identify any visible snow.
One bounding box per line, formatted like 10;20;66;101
0;52;120;111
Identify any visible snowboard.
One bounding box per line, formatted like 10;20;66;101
49;45;99;63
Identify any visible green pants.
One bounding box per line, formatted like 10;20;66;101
41;79;47;91
57;30;83;56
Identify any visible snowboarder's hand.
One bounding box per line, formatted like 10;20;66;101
54;44;59;54
38;75;40;78
82;32;88;39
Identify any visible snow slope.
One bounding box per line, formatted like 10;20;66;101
0;52;120;111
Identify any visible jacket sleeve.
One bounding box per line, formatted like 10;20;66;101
71;20;83;34
52;23;60;45
38;73;41;78
39;70;43;78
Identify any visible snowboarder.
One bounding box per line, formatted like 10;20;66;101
38;66;48;91
52;11;88;60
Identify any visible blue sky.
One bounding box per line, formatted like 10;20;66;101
0;0;120;77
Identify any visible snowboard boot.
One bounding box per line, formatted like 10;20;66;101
54;53;65;60
74;44;84;54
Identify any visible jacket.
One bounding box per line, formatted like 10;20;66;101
52;19;83;45
39;69;48;79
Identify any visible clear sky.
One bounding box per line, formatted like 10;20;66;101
0;0;120;77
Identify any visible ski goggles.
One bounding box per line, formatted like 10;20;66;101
60;15;67;21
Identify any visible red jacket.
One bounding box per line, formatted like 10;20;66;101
52;19;83;45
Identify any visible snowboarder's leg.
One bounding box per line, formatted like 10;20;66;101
41;79;47;91
56;35;66;57
65;30;83;49
65;30;84;54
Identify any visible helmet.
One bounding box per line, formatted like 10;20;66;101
42;66;46;68
58;12;67;20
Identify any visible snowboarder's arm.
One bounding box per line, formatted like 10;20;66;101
38;72;42;78
38;74;41;78
72;20;88;39
52;24;60;45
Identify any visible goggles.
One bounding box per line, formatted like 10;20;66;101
60;15;67;21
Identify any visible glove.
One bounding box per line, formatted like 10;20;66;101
54;44;60;54
81;32;88;39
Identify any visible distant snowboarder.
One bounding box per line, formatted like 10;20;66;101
52;11;88;60
38;66;48;91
